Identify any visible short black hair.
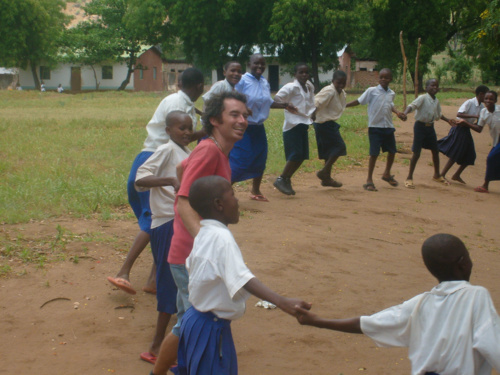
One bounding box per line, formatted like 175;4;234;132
250;53;264;63
294;63;308;73
224;61;241;71
425;78;438;88
486;90;498;101
166;110;190;128
189;175;230;219
181;67;204;89
379;68;392;76
332;70;347;81
202;91;247;135
475;85;489;95
421;233;468;281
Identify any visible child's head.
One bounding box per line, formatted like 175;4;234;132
165;111;193;147
425;79;439;97
484;90;498;111
202;91;248;138
378;69;392;90
422;234;472;283
189;175;239;225
294;63;309;86
180;67;204;101
475;85;489;103
249;54;266;79
224;61;242;87
332;70;347;93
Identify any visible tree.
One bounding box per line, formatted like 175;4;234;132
81;0;153;91
0;0;69;89
268;0;366;91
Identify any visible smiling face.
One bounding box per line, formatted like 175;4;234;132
295;65;309;86
249;55;266;79
211;98;248;143
224;62;242;87
426;79;439;97
378;69;392;90
333;77;347;93
483;92;497;112
166;114;193;147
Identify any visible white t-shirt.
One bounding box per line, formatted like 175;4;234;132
458;97;483;122
142;91;197;152
408;93;442;123
478;105;500;147
274;79;315;131
186;219;255;320
135;141;190;228
357;85;396;128
360;281;500;375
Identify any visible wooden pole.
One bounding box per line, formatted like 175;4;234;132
415;38;421;98
399;31;407;109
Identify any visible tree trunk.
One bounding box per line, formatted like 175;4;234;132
410;71;424;94
30;62;41;90
91;65;100;90
118;52;135;91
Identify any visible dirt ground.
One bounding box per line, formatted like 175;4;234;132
1;101;499;375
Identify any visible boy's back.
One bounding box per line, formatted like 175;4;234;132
361;280;500;375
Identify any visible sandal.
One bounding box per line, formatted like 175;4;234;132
474;186;489;193
404;179;415;189
432;176;450;186
382;175;399;187
363;183;377;192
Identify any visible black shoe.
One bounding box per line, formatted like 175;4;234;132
274;176;294;195
286;177;296;195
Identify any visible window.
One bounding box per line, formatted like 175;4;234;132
140;69;144;80
40;66;51;80
102;66;113;79
153;67;157;80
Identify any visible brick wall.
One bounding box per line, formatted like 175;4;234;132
134;48;164;92
351;71;379;88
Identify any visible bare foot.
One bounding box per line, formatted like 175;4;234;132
142;286;157;295
452;176;466;184
320;178;342;188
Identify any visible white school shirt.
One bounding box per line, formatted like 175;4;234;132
478;105;500;147
357;85;396;128
360;281;500;375
202;79;233;103
142;91;197;152
314;83;347;123
274;79;315;131
186;219;255;320
135;141;190;228
408;93;442;123
458;97;483;122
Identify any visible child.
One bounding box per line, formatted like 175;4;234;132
57;84;64;93
107;68;204;295
346;68;406;191
202;61;242;103
273;63;315;195
177;175;311;374
295;233;500;375
311;70;349;188
134;111;193;364
233;53;296;202
40;81;46;92
438;85;489;184
474;90;500;193
403;79;456;188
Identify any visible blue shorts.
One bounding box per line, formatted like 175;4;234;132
151;220;177;314
170;263;191;337
127;151;153;233
486;143;500;182
412;121;438;153
368;127;397;156
283;124;309;162
178;308;237;375
230;124;268;182
313;121;347;160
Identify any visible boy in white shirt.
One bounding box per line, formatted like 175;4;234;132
134;111;193;364
295;233;500;375
177;175;311;374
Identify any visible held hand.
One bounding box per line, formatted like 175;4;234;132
397;112;407;121
286;103;299;114
295;305;318;326
449;119;458;127
278;297;312;317
171;178;180;192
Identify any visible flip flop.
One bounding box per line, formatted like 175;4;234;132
432;176;450;186
140;352;157;365
363;183;377;192
474;186;489;193
404;179;415;189
107;276;137;295
382;175;399;187
250;194;269;202
321;178;343;188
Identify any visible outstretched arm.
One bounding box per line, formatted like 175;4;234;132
346;100;360;108
136;176;180;191
440;114;457;127
392;106;407;121
271;101;299;114
457;118;483;133
295;306;362;334
244;278;311;317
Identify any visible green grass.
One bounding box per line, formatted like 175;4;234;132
0;88;477;224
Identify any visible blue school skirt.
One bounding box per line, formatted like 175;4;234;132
313;121;347;160
438;126;476;166
127;151;154;233
150;220;177;314
177;308;237;375
230;124;267;183
486;143;500;182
